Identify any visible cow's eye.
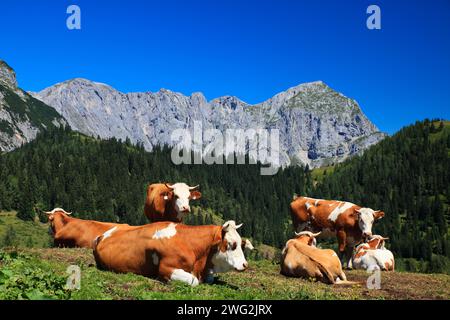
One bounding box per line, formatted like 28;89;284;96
230;242;237;251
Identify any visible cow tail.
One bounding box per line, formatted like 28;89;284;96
93;235;103;249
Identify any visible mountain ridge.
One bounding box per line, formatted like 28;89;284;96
32;77;386;167
0;60;67;152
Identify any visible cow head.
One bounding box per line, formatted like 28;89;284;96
367;235;389;249
211;221;248;273
45;208;72;221
241;239;255;251
164;183;202;218
354;208;384;238
294;231;321;247
45;208;72;231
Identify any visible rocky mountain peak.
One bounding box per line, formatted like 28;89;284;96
190;92;207;107
211;96;248;110
0;60;66;152
0;60;18;89
32;77;386;168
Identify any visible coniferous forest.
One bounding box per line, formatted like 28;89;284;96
0;120;449;273
0;126;311;248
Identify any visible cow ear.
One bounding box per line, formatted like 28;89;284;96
350;209;359;218
163;191;173;201
373;210;385;220
354;209;361;217
190;190;202;200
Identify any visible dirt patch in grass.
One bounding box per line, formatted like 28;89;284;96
27;248;96;266
332;270;450;300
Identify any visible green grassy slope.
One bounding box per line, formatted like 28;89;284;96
1;248;449;300
0;212;449;300
0;212;51;248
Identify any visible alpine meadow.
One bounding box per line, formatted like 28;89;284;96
1;120;449;278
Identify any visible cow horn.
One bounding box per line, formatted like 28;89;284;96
189;185;200;190
165;183;174;190
294;231;320;238
223;220;239;231
382;237;389;240
45;208;71;215
236;223;243;229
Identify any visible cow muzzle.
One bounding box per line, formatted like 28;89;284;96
363;232;372;240
235;262;248;272
181;207;191;213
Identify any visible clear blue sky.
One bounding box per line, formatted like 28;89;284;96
1;0;449;134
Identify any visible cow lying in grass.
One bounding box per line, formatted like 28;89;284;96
46;208;128;249
280;231;348;284
242;239;255;252
93;220;248;286
352;235;395;272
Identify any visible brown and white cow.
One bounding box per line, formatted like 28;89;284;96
280;231;348;284
290;196;385;268
46;208;127;249
352;235;395;272
93;220;248;286
144;183;202;222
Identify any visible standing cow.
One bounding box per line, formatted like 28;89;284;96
46;208;128;248
144;183;202;222
290;196;384;269
280;231;348;284
93;220;248;286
